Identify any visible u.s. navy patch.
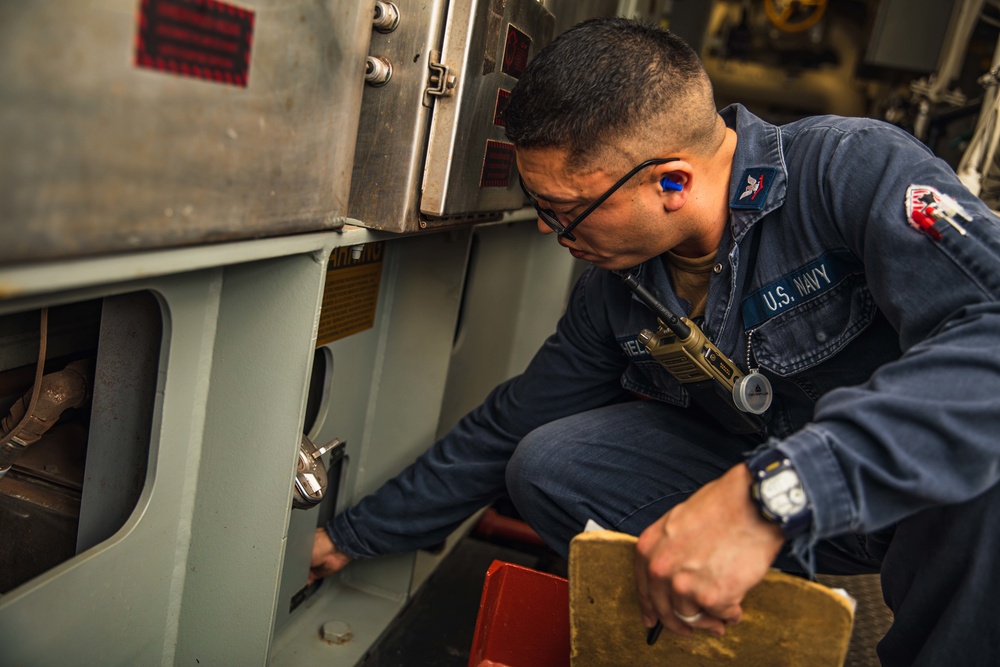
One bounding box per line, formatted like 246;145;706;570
741;249;861;328
905;184;970;240
731;167;777;210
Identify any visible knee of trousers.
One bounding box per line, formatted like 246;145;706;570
505;422;568;514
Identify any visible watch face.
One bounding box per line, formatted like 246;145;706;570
759;469;807;518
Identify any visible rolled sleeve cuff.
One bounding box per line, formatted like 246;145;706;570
327;512;373;560
774;425;858;540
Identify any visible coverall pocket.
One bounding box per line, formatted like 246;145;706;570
751;275;876;377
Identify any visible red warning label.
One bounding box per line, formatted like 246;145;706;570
480;140;516;188
501;24;531;79
493;88;511;127
136;0;255;87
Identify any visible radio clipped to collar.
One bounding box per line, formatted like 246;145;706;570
622;274;770;436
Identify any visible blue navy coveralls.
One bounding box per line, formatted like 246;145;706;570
328;105;1000;665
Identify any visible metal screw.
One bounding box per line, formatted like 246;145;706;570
365;56;392;87
321;620;353;645
372;1;399;33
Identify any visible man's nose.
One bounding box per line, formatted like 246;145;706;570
536;216;555;235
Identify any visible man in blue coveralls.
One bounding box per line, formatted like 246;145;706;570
312;18;1000;665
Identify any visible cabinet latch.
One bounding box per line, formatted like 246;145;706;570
424;50;457;107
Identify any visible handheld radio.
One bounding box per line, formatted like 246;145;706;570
622;274;769;436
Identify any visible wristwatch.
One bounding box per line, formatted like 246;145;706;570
747;449;813;538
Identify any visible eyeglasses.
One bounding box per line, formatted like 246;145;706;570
518;157;680;242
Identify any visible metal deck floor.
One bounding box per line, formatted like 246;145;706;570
358;536;558;667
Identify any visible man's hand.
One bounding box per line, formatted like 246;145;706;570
634;463;785;637
308;527;353;584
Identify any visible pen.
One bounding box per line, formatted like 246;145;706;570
646;621;663;645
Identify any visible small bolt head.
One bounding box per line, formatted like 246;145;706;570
321;620;353;645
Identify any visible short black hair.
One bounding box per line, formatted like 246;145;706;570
504;18;717;167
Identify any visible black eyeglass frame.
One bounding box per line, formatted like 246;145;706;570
518;157;680;242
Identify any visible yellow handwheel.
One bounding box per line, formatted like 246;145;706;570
764;0;828;33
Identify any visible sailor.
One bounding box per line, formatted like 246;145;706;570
312;18;1000;665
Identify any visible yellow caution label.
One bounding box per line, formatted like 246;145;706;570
316;242;385;347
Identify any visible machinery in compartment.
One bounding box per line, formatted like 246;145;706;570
0;0;607;664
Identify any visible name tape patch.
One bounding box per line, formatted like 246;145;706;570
741;249;860;328
617;335;652;360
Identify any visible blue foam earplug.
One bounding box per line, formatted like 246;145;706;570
660;177;683;191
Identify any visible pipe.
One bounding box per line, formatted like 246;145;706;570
473;508;546;547
0;359;91;471
0;309;47;479
930;0;987;101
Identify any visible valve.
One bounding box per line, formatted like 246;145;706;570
292;436;345;509
764;0;827;34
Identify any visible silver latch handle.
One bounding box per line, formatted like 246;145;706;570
423;50;457;106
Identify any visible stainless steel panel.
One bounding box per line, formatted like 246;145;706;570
348;0;450;233
349;0;554;233
420;0;555;221
0;0;372;263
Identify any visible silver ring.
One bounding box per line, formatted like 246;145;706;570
673;609;704;624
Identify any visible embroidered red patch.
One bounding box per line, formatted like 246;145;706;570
906;185;944;241
905;184;971;240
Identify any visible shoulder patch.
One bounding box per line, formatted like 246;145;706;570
905;184;970;240
731;167;777;210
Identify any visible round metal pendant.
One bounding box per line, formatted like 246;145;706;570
732;371;772;414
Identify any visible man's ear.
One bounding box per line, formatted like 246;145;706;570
654;162;691;211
